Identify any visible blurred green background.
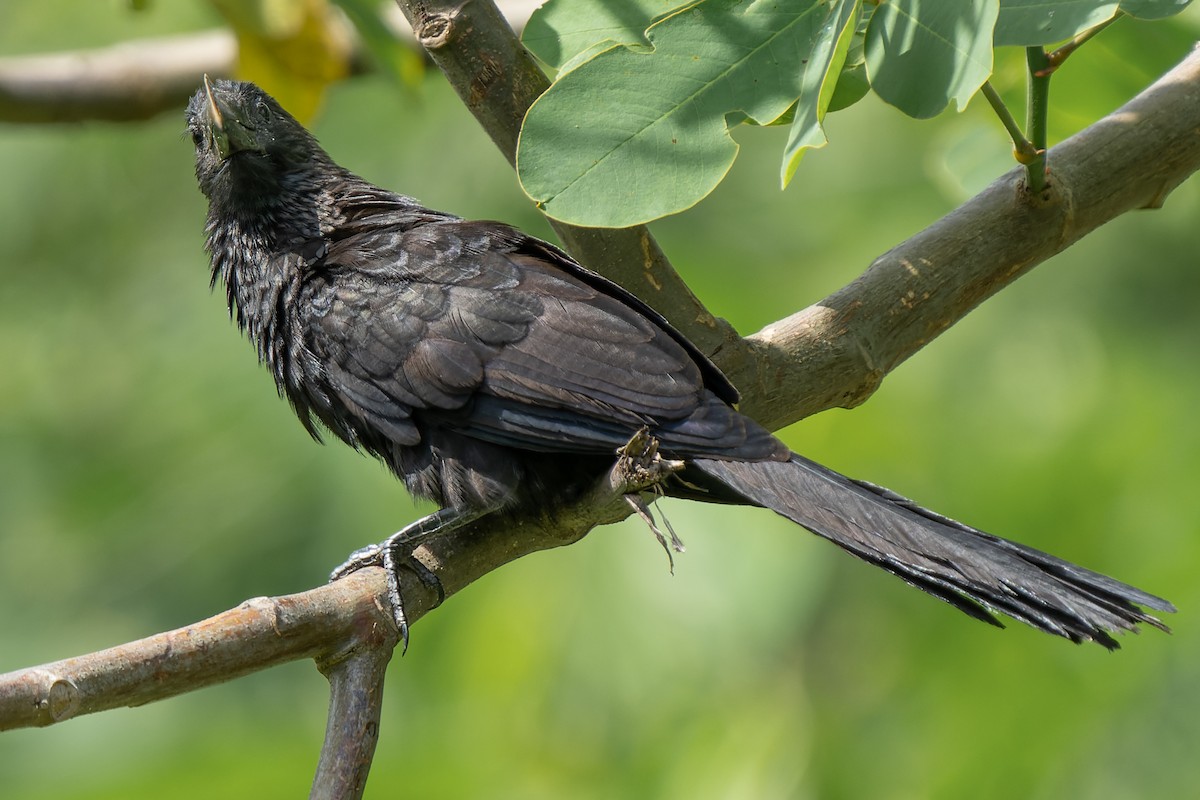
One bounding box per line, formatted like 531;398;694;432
2;4;1198;798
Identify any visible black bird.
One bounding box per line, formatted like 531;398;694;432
186;77;1173;649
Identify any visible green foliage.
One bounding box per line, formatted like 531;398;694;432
3;60;1198;794
517;0;1193;227
781;0;859;182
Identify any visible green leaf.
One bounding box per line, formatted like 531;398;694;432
522;0;693;72
827;10;872;113
1119;0;1193;18
827;59;870;112
782;0;861;185
864;0;998;119
518;0;834;227
995;0;1118;46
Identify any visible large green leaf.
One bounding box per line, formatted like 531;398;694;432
1120;0;1193;18
522;0;692;73
782;0;861;185
994;0;1118;46
864;0;998;119
518;0;834;227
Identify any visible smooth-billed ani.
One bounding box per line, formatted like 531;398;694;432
186;77;1172;649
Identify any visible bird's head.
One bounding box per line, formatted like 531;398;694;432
186;77;326;208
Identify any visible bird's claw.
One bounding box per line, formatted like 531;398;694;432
614;427;684;493
615;428;687;570
329;522;451;653
329;537;412;649
328;542;386;582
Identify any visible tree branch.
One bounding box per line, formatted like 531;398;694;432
0;568;393;731
388;2;1200;433
0;31;238;123
0;448;649;794
0;448;643;769
310;632;396;800
731;43;1200;431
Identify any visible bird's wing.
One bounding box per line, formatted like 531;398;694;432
306;219;778;458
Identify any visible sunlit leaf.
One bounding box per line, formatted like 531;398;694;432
782;0;861;185
827;10;872;113
864;0;998;119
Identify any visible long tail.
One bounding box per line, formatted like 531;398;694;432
691;454;1174;649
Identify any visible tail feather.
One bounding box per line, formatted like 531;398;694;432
692;455;1174;649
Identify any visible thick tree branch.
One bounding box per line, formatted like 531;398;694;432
387;1;1200;431
0;569;395;731
733;44;1200;430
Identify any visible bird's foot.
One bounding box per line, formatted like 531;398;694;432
614;426;685;492
329;508;466;652
615;428;687;570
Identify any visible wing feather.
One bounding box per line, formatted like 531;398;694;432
304;218;780;460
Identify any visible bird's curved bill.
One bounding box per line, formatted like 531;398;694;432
202;74;234;160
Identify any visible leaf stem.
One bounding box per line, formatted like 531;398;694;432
1039;15;1121;76
1024;46;1051;193
981;82;1039;165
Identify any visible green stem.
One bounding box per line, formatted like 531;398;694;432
1040;15;1121;76
981;82;1039;165
1024;46;1051;193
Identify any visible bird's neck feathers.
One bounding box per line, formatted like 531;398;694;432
203;161;345;380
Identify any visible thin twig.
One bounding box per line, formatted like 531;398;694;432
981;81;1040;164
1039;15;1122;76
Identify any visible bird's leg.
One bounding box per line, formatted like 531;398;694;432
329;507;483;651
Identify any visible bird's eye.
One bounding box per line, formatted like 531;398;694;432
190;128;205;147
256;100;272;123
